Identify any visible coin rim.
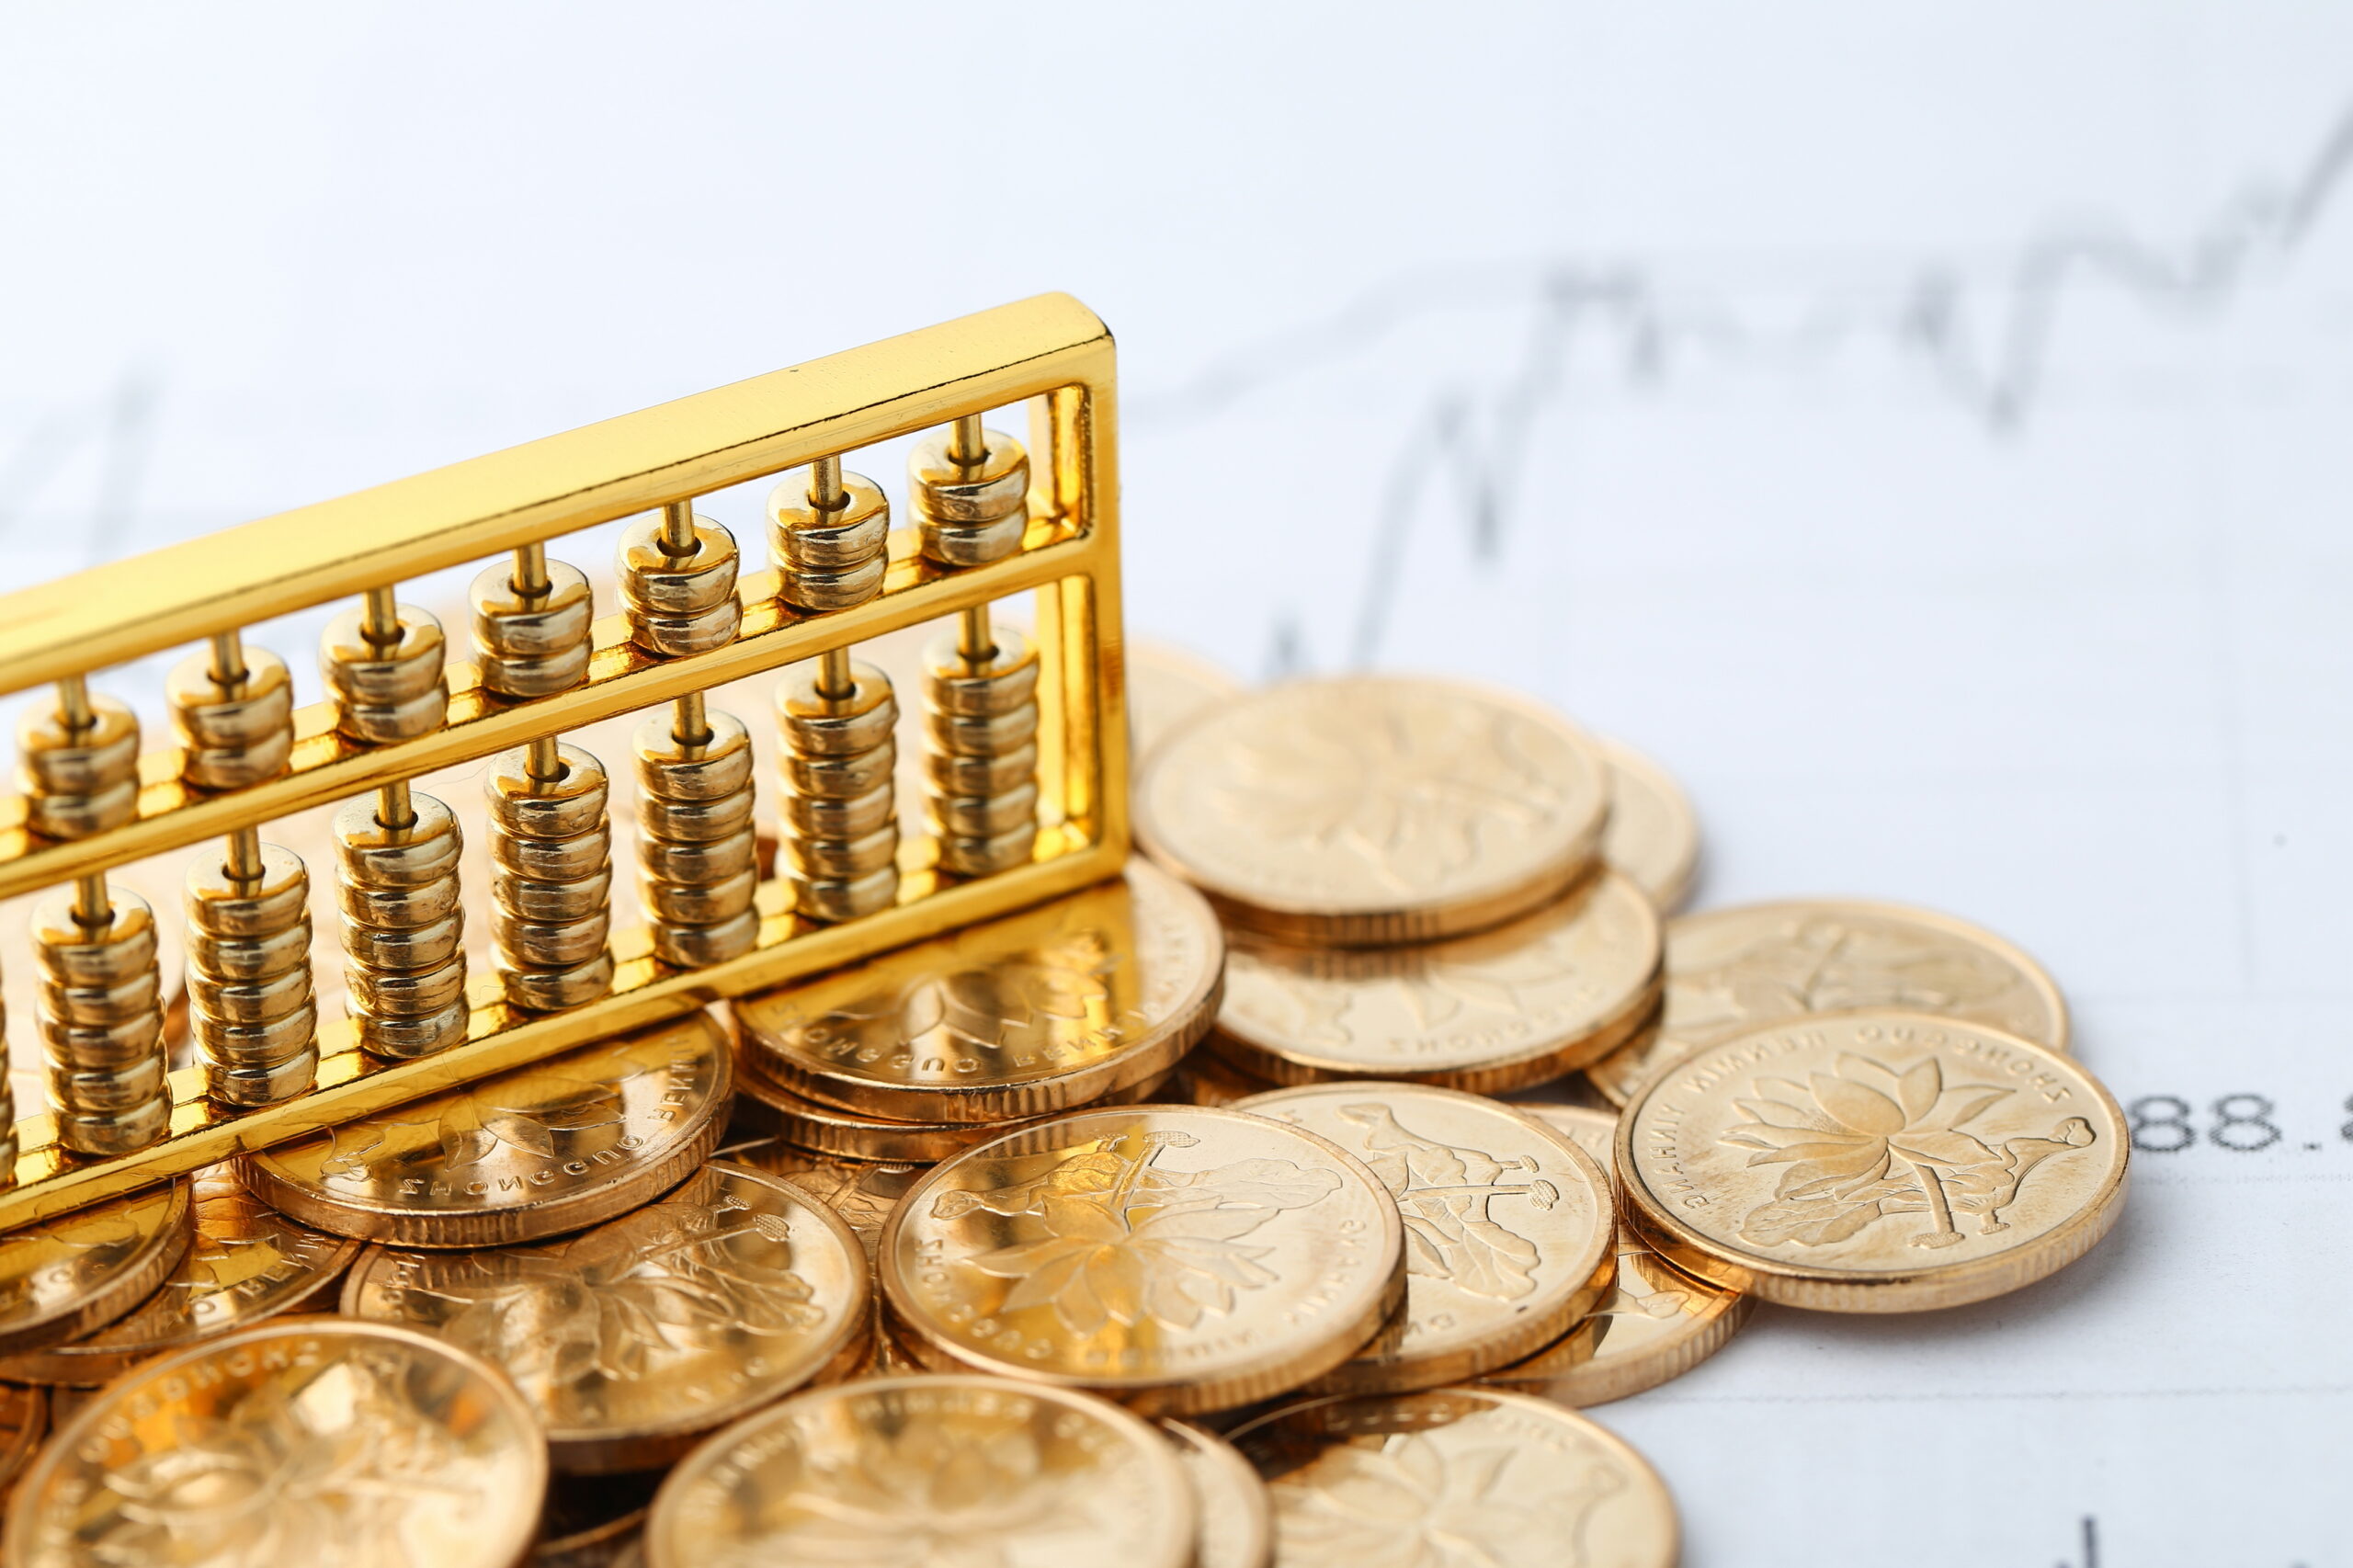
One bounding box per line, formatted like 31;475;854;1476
1613;1008;2128;1312
2;1314;550;1568
239;1014;735;1248
642;1372;1199;1568
1210;872;1664;1093
1598;735;1701;914
0;1381;47;1495
878;1104;1407;1415
1482;1102;1754;1406
735;859;1226;1122
733;1052;1177;1164
0;1180;196;1359
1134;674;1612;947
1225;1384;1679;1568
338;1159;871;1472
1231;1082;1619;1393
1163;1418;1275;1568
1586;896;2074;1107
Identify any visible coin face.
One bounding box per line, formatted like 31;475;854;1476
0;1182;194;1358
244;1013;733;1246
1484;1106;1751;1406
1619;1011;2127;1311
1598;739;1699;912
728;1142;925;1257
5;1318;547;1568
343;1162;868;1472
734;1055;1175;1164
643;1375;1197;1568
1586;898;2069;1105
0;1381;44;1493
0;1167;358;1385
1230;1387;1677;1568
1136;676;1611;945
1213;870;1661;1093
1165;1420;1273;1568
733;859;1222;1121
1233;1084;1616;1392
881;1106;1404;1414
1130;639;1240;760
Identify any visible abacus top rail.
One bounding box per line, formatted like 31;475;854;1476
0;292;1112;696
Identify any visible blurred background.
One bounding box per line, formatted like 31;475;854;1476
4;4;2349;1562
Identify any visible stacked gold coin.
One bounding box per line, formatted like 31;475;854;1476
1136;673;1677;1102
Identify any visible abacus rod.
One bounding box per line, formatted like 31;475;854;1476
958;605;995;663
672;691;710;748
527;734;564;783
208;631;247;687
949;414;986;466
376;779;415;831
55;674;93;732
224;826;264;882
511;541;551;597
808;455;845;512
73;872;108;927
814;648;855;701
362;587;402;647
659;500;697;557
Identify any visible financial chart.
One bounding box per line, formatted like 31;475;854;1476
2;6;2348;1562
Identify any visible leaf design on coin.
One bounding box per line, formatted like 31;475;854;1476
407;1190;818;1388
933;1133;1341;1333
1336;1105;1553;1300
1271;1430;1623;1568
1219;696;1555;892
1673;918;2030;1040
85;1351;478;1568
739;1415;1086;1568
1721;1052;2097;1250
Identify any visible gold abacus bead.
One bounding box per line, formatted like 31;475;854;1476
165;645;294;790
184;843;317;1106
485;744;615;1010
470;557;594;699
773;660;900;922
618;513;742;656
768;466;890;611
15;695;140;839
321;604;449;744
333;791;470;1061
632;708;759;968
919;627;1040;878
30;885;168;1155
775;664;898;755
907;426;1029;566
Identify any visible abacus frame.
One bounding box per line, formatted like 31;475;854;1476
0;292;1128;1231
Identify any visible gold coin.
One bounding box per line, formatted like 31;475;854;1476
244;1013;733;1247
1483;1106;1752;1406
1131;639;1241;759
850;1301;932;1379
1619;1010;2127;1312
5;1318;547;1568
1165;1419;1273;1568
1178;1049;1280;1108
733;858;1222;1121
0;1167;358;1385
1136;676;1611;946
1212;870;1661;1093
0;1381;44;1494
343;1161;869;1472
1229;1386;1677;1568
881;1106;1404;1414
0;1182;194;1358
725;1141;924;1257
538;1469;660;1568
1598;739;1699;912
733;1051;1175;1164
642;1375;1197;1568
1586;898;2069;1106
1232;1083;1616;1392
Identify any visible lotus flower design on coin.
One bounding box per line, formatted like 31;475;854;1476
1337;1106;1554;1301
933;1132;1343;1334
749;1417;1088;1568
1720;1052;2097;1250
1270;1431;1622;1568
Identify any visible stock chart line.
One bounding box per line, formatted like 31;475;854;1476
1131;103;2353;668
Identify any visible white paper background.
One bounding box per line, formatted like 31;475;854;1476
3;5;2350;1562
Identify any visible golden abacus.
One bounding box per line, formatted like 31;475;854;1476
0;293;1128;1231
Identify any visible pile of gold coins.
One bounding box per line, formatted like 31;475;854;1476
0;650;2127;1568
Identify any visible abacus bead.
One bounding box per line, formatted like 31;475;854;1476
925;703;1040;758
632;711;756;801
499;951;614;1011
777;781;895;840
926;741;1038;799
185;846;309;937
490;867;613;925
640;825;758;885
335;874;463;932
907;428;1029;522
792;868;899;923
639;867;758;926
783;824;898;881
16;699;139;796
470;559;594;699
334;794;463;886
768;471;891;570
358;1002;470;1061
55;1099;171;1158
165;648;296;751
321;607;448;705
651;909;759;968
490;824;612;883
921;630;1041;715
342;914;463;971
641;789;757;845
205;1048;319;1108
484;746;610;839
29;892;158;985
781;742;897;801
618;516;741;616
776;664;897;756
926;781;1041;840
937;823;1039;878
